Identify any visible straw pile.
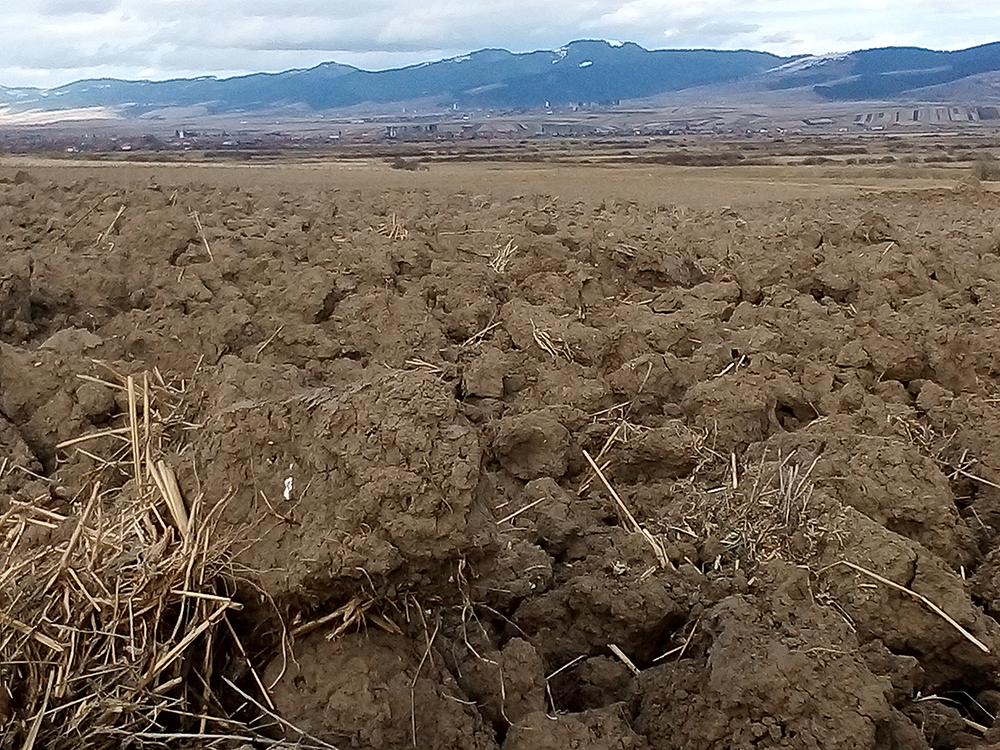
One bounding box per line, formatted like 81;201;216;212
0;369;282;749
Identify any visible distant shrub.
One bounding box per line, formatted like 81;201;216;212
973;154;1000;181
646;152;689;165
691;153;742;167
645;152;742;166
801;156;833;165
390;156;426;171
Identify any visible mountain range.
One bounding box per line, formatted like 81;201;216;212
2;39;1000;117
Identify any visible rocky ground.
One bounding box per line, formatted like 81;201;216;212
3;158;1000;749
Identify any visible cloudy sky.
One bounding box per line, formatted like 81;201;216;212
2;0;998;88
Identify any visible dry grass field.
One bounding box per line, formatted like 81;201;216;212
3;144;1000;749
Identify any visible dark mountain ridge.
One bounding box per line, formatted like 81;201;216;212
2;39;1000;118
1;41;788;115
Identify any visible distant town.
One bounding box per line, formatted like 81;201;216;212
1;98;999;157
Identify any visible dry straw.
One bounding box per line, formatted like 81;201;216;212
825;560;991;655
489;239;518;273
190;210;215;261
0;366;303;748
530;319;573;361
663;450;827;566
96;204;125;247
582;449;671;569
375;212;408;241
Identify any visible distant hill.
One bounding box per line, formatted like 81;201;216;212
0;85;40;105
762;42;1000;100
1;42;787;115
2;40;1000;119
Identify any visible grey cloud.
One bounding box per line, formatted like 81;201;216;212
836;31;879;44
133;0;400;25
144;1;589;57
40;0;119;14
694;21;761;37
758;32;794;45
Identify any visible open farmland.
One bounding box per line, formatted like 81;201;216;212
3;148;1000;749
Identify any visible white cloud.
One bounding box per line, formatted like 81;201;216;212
1;0;999;87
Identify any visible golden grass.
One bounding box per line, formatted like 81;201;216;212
0;480;240;748
0;366;316;749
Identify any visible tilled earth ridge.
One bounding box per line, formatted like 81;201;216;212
4;164;1000;748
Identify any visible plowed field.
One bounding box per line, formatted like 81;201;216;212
3;156;1000;749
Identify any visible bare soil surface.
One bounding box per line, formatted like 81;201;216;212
4;156;1000;749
